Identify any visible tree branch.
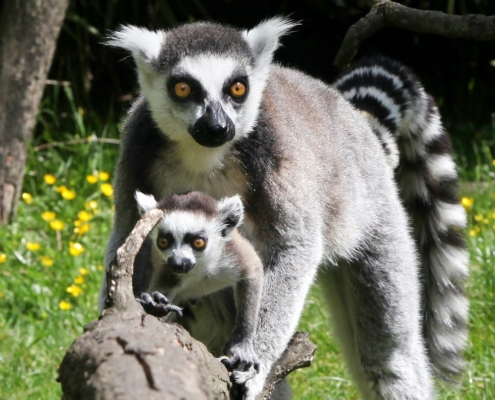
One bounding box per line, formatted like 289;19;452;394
335;0;495;69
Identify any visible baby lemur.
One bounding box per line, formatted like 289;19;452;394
135;190;263;383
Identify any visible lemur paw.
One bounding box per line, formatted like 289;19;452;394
231;369;258;385
136;291;183;318
220;341;260;384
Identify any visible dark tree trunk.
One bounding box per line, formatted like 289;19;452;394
0;0;68;223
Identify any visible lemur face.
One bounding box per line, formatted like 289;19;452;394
161;55;250;148
108;19;297;149
135;191;244;277
151;211;219;275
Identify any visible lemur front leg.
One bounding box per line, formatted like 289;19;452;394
136;291;183;318
240;241;321;400
221;253;264;385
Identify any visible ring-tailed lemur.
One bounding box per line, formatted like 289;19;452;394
134;190;263;384
100;18;468;399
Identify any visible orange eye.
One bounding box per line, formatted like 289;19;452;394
192;238;206;250
174;82;191;98
230;82;246;98
157;237;170;249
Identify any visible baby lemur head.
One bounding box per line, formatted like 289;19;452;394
136;191;244;276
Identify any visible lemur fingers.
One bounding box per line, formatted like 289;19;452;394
136;292;183;318
220;341;260;378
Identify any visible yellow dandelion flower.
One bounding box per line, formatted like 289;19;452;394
50;220;65;231
59;300;71;310
40;256;53;267
74;223;90;236
460;197;474;211
98;171;110;181
41;211;56;221
100;183;113;197
97;265;104;271
0;254;6;264
490;212;495;219
61;188;76;200
474;214;483;222
74;275;84;285
26;242;41;251
74;219;82;227
85;200;98;210
66;284;83;297
77;211;92;221
493;159;495;167
79;267;89;275
469;229;478;237
69;242;85;257
86;174;98;184
44;174;57;185
22;192;33;204
483;218;490;225
55;185;68;193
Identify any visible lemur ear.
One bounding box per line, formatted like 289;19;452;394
135;191;158;215
107;25;165;65
243;17;298;71
218;195;244;237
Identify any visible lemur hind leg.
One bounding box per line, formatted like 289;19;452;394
319;241;434;399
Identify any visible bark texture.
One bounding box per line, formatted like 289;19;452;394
335;0;495;68
0;0;68;223
58;209;316;399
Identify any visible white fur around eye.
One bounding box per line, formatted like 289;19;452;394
178;55;239;102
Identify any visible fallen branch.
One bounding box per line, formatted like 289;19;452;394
58;209;316;399
335;0;495;69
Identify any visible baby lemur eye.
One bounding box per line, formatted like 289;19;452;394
157;237;171;250
192;237;206;250
230;82;246;98
174;82;192;98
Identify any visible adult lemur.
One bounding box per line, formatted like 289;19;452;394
134;190;263;384
101;18;468;399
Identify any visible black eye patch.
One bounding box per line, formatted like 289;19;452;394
156;232;175;250
167;75;205;104
184;231;208;251
223;75;249;104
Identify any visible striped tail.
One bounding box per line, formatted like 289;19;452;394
333;56;469;381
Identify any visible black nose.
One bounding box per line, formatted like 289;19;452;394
204;104;229;136
167;254;195;274
188;102;235;147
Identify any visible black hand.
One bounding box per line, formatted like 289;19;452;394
136;292;183;318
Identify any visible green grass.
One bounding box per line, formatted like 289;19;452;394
0;98;494;398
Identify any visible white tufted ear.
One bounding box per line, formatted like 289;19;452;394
135;191;158;215
107;25;166;64
218;195;244;237
242;17;298;71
